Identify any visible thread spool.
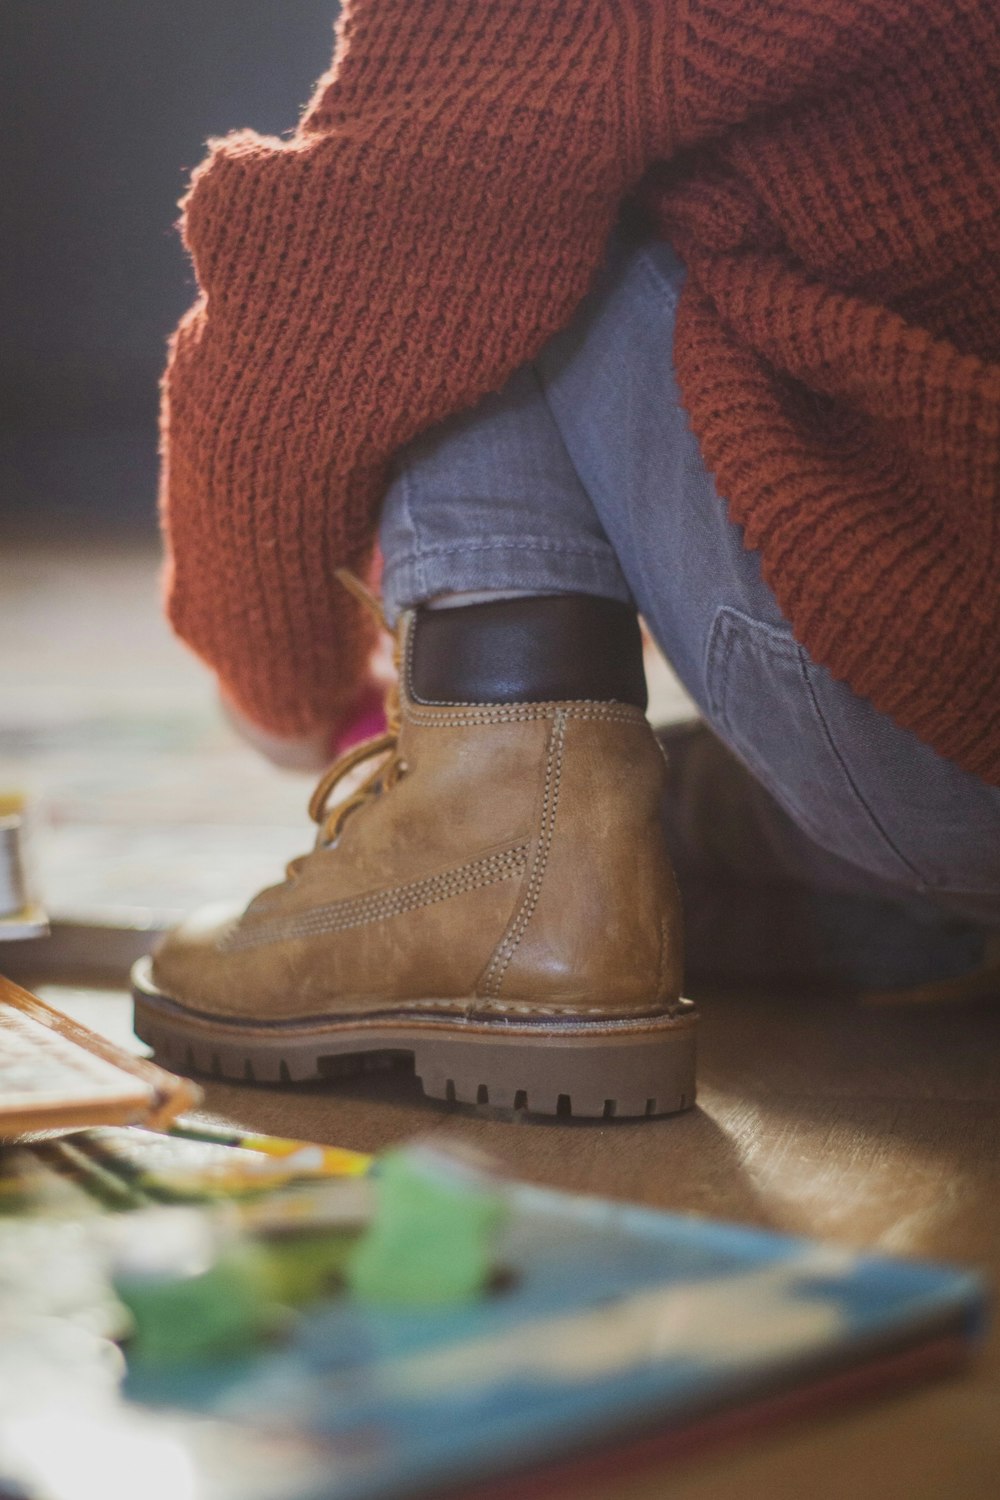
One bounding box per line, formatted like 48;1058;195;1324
0;810;29;919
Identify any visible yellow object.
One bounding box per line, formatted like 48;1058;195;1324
167;1118;371;1177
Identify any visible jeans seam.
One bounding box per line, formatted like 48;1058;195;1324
635;245;684;313
707;607;929;890
534;363;634;608
793;649;929;889
398;466;427;600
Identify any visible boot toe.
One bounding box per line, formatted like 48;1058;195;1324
149;901;245;1008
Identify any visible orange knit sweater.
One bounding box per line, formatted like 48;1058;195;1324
161;0;1000;784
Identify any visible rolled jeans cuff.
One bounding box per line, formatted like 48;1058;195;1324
380;539;634;627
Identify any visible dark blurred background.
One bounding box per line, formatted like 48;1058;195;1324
0;1;341;538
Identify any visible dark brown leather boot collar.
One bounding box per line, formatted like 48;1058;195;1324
408;595;647;710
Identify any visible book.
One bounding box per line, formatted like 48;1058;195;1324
0;1129;984;1500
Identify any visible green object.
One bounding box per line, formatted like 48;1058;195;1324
346;1145;508;1307
261;1229;358;1305
113;1215;280;1365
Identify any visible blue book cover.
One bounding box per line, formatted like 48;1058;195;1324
0;1135;986;1500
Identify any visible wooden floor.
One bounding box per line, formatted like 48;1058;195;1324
5;542;1000;1498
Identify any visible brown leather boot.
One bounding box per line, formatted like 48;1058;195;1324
132;596;696;1118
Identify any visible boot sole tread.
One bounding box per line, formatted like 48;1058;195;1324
132;958;696;1120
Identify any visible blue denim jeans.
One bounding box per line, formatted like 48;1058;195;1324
380;228;1000;981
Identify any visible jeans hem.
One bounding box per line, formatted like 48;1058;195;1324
381;543;633;624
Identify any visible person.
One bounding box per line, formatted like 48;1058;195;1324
132;0;1000;1118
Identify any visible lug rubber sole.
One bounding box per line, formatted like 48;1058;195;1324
131;958;697;1120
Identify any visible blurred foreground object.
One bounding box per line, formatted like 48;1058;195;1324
0;1129;986;1500
346;1142;508;1306
0;975;199;1137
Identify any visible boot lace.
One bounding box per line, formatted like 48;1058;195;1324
287;571;406;875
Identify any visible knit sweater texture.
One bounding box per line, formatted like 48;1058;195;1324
161;0;1000;783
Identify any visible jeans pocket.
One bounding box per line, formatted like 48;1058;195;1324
705;606;926;889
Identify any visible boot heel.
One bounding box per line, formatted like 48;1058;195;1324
411;1010;696;1119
